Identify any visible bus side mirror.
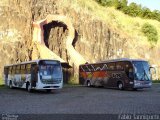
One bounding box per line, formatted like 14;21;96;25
149;67;156;80
149;67;156;74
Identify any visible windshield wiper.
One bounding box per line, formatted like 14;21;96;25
141;69;150;81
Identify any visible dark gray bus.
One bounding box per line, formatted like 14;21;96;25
79;58;152;90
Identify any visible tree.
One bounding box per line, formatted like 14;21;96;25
116;0;127;10
112;0;119;8
141;7;152;19
95;0;160;22
151;10;160;21
141;23;158;44
95;0;113;6
126;2;142;17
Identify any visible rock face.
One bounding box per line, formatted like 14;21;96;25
0;0;159;81
0;0;32;79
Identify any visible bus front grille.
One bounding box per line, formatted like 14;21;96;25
41;80;61;84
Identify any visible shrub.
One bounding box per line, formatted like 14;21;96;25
95;0;160;22
141;23;158;44
152;80;160;83
0;77;4;85
95;0;113;6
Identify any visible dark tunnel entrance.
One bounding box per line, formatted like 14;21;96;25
43;21;72;83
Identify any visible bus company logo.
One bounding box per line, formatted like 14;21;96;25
1;114;18;120
112;73;122;79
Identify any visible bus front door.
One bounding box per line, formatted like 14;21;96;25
31;65;38;87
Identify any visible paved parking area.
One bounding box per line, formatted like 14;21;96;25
0;84;160;114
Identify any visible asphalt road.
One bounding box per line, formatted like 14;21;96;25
0;84;160;115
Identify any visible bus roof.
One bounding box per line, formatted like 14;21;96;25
81;58;148;66
4;59;61;67
99;58;147;63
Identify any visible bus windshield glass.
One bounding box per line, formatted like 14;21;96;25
132;61;151;81
39;61;62;81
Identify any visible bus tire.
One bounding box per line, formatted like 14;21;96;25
26;82;32;92
117;81;124;90
86;80;91;87
9;81;13;89
133;88;137;91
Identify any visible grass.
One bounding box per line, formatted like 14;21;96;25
0;77;5;89
67;74;80;85
0;78;4;85
152;80;160;83
62;0;160;46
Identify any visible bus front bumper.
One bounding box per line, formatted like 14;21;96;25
36;83;63;90
134;80;152;88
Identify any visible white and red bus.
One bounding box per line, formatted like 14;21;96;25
79;58;153;90
4;59;63;92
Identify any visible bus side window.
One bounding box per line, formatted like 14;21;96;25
102;64;108;70
9;67;12;74
26;64;31;74
99;64;104;71
124;62;134;79
116;62;124;70
20;65;25;74
93;64;102;71
81;65;89;72
12;66;16;74
16;65;20;74
107;62;116;70
79;66;83;72
31;64;38;73
86;65;94;72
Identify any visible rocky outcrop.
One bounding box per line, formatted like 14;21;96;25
0;0;32;78
32;15;86;67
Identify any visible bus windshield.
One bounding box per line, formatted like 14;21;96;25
132;61;151;81
39;65;62;78
39;60;62;82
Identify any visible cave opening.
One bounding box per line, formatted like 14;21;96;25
43;21;74;83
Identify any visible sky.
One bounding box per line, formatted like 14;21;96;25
127;0;160;11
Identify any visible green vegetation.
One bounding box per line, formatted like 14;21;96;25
141;23;158;44
68;74;79;85
95;0;160;22
63;0;160;46
0;77;4;85
62;0;160;78
152;80;160;83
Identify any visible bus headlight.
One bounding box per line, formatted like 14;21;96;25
129;82;133;84
149;82;152;86
134;80;140;86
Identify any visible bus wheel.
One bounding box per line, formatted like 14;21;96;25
87;81;91;87
26;82;32;92
117;82;124;90
9;81;13;89
133;88;137;91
